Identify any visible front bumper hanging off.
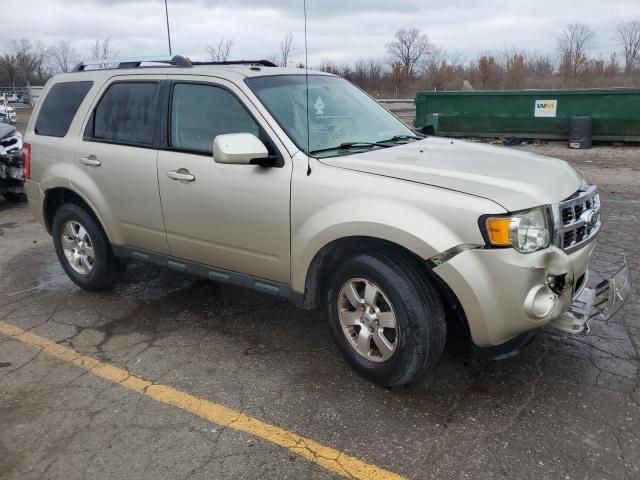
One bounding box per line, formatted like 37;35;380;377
550;257;632;334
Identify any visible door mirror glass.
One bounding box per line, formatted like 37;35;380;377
213;133;269;165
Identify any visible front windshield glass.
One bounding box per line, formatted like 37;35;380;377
246;75;416;158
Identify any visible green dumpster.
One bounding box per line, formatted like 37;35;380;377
414;89;640;142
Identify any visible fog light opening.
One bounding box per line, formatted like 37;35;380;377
524;285;558;319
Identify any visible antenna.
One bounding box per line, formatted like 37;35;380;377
304;0;311;176
164;0;173;55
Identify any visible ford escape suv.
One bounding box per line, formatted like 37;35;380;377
23;56;630;387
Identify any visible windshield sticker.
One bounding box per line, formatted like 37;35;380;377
314;96;325;115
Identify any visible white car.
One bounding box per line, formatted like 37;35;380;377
0;104;17;123
6;94;19;103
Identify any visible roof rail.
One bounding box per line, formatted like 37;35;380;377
71;55;192;72
190;60;277;67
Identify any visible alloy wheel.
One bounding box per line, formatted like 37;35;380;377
337;278;399;362
61;220;95;275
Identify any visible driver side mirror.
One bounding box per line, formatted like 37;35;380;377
213;133;275;166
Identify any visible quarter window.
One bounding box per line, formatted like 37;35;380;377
93;82;159;145
170;83;259;153
35;81;93;137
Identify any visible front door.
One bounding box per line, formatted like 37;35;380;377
157;77;292;283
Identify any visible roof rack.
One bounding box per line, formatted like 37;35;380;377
71;55;277;72
72;55;192;72
190;60;277;67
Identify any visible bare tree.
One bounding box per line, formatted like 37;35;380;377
557;23;595;78
48;41;79;73
206;38;234;62
279;32;296;67
90;38;117;61
0;39;48;85
386;28;432;77
617;21;640;76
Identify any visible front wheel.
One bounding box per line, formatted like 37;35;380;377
326;252;446;387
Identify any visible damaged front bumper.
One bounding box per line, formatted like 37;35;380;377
0;151;24;195
0;128;24;195
549;257;631;334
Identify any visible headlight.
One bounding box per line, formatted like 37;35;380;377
482;207;552;254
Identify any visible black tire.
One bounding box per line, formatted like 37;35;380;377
52;203;123;290
2;192;27;203
326;252;446;387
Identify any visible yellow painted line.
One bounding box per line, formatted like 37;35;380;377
0;321;405;480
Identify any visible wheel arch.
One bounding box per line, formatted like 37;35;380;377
43;187;113;242
299;235;470;339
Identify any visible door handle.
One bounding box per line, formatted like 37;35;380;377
80;155;101;167
167;170;196;182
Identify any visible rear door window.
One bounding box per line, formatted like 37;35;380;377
170;83;259;153
35;81;93;137
91;82;160;146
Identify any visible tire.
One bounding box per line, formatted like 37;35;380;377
52;203;123;290
2;192;27;203
326;252;446;387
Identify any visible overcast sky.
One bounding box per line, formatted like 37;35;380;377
4;0;640;65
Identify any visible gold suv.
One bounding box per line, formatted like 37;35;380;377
23;56;630;386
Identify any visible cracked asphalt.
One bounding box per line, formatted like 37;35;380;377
1;143;639;479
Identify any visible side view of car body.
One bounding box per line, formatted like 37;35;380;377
23;56;630;386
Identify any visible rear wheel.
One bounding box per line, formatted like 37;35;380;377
326;252;446;387
52;203;123;290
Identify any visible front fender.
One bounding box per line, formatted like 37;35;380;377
291;197;474;293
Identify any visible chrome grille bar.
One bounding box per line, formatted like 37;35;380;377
552;185;601;254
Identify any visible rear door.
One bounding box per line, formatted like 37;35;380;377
71;76;170;254
156;76;292;282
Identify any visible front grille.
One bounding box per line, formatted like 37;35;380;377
553;185;600;253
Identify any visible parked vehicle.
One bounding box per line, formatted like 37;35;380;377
0;103;17;123
0;123;25;202
5;93;18;103
18;94;30;104
23;56;630;386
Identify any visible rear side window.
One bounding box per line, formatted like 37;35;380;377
35;81;93;137
170;83;259;153
92;82;159;145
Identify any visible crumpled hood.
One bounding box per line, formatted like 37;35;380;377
320;137;583;211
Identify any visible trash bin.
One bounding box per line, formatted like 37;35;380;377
568;116;592;149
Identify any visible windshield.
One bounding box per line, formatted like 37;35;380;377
246;75;416;158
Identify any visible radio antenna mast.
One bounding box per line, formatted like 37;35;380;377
304;0;311;175
164;0;173;55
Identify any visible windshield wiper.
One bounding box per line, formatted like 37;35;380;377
309;141;393;155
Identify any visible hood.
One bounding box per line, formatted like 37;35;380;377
0;122;16;139
320;137;583;211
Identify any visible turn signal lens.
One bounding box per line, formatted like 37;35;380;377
485;217;512;246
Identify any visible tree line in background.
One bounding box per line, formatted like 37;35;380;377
1;21;639;98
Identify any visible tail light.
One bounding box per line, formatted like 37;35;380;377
22;143;30;179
